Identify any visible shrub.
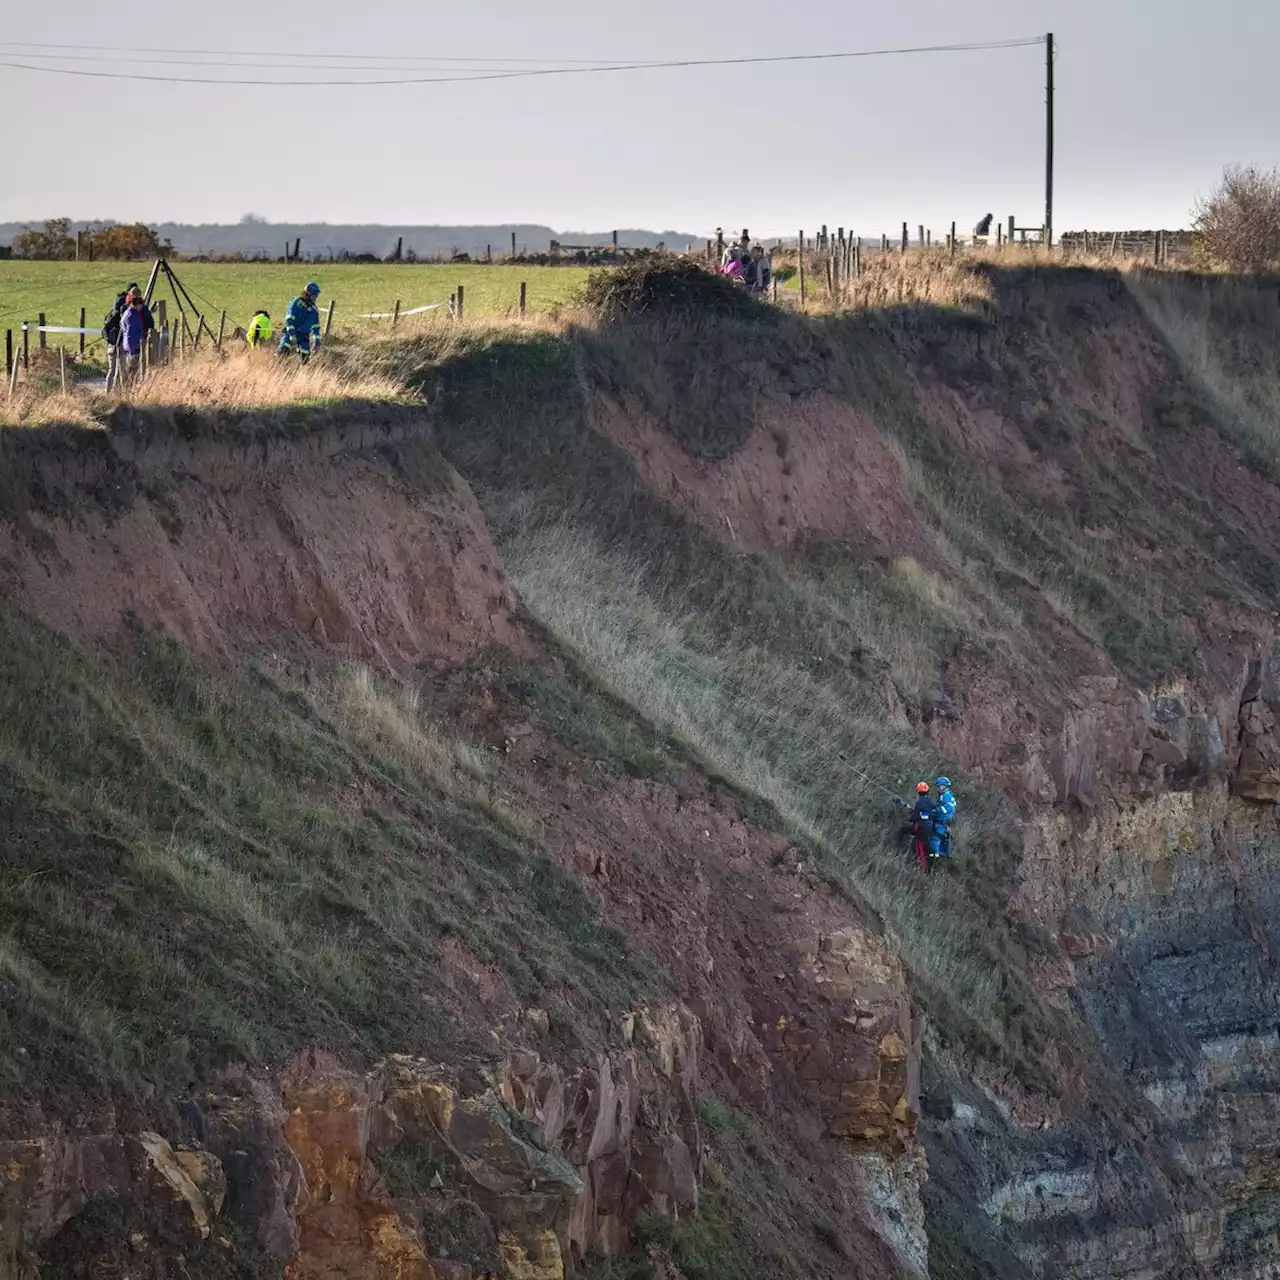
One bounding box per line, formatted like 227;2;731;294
580;258;765;319
1193;165;1280;271
13;218;75;260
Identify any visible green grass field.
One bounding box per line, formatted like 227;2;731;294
0;261;591;352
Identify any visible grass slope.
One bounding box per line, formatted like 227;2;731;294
382;260;1280;1088
0;608;648;1125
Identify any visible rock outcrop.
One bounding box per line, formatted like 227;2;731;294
1235;637;1280;802
1;1010;703;1280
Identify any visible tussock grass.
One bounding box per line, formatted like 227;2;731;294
126;349;406;408
336;664;488;790
0;607;650;1113
1127;269;1280;477
502;520;1051;1068
1;348;406;427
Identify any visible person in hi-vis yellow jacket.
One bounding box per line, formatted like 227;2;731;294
246;310;273;348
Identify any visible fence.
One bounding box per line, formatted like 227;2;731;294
1058;229;1195;264
3;278;544;387
705;218;1201;306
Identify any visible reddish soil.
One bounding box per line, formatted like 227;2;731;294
0;422;518;667
430;663;919;1280
593;392;932;562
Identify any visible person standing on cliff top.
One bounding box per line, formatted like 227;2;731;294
279;282;322;361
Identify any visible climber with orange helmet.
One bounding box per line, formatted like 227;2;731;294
908;782;935;873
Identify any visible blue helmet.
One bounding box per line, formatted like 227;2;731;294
305;282;320;297
936;776;952;790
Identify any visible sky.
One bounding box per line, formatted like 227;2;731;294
1;0;1276;238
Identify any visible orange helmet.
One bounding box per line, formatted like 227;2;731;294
916;782;930;794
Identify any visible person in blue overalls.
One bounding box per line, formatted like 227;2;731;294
279;282;322;361
932;776;957;858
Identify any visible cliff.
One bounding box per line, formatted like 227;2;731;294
2;259;1280;1278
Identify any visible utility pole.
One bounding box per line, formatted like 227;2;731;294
1045;32;1055;248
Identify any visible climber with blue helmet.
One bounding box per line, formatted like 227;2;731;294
932;777;957;858
279;281;322;361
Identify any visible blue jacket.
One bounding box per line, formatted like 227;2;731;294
935;789;957;829
281;295;320;351
120;307;147;354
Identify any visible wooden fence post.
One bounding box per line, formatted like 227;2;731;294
918;225;925;251
798;231;806;305
901;223;908;253
456;285;464;320
950;221;957;259
325;300;335;337
216;310;227;349
59;347;67;394
511;231;517;257
156;301;168;363
519;281;527;316
22;322;29;369
8;338;19;396
854;242;862;278
392;300;401;328
37;313;46;351
4;329;11;379
79;307;86;355
881;233;888;252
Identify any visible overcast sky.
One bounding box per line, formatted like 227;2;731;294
1;0;1275;238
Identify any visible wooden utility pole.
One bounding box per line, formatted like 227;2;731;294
1045;32;1055;248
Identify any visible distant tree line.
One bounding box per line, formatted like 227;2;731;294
12;218;173;261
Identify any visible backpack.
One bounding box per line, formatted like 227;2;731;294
102;293;127;344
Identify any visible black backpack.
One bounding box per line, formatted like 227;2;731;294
101;294;127;344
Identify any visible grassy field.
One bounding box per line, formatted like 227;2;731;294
0;261;591;351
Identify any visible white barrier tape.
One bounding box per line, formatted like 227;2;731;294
356;302;449;319
27;325;99;334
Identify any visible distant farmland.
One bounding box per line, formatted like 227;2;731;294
0;262;592;352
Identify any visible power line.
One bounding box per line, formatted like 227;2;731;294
0;46;656;74
0;37;1043;88
0;40;655;65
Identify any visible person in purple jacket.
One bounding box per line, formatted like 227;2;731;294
118;290;152;384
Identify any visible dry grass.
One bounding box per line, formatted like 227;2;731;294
335;664;489;792
775;244;1215;316
500;518;1029;1048
1127;268;1280;476
1;348;407;427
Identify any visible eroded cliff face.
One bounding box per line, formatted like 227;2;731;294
921;627;1280;1278
1;1009;703;1279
